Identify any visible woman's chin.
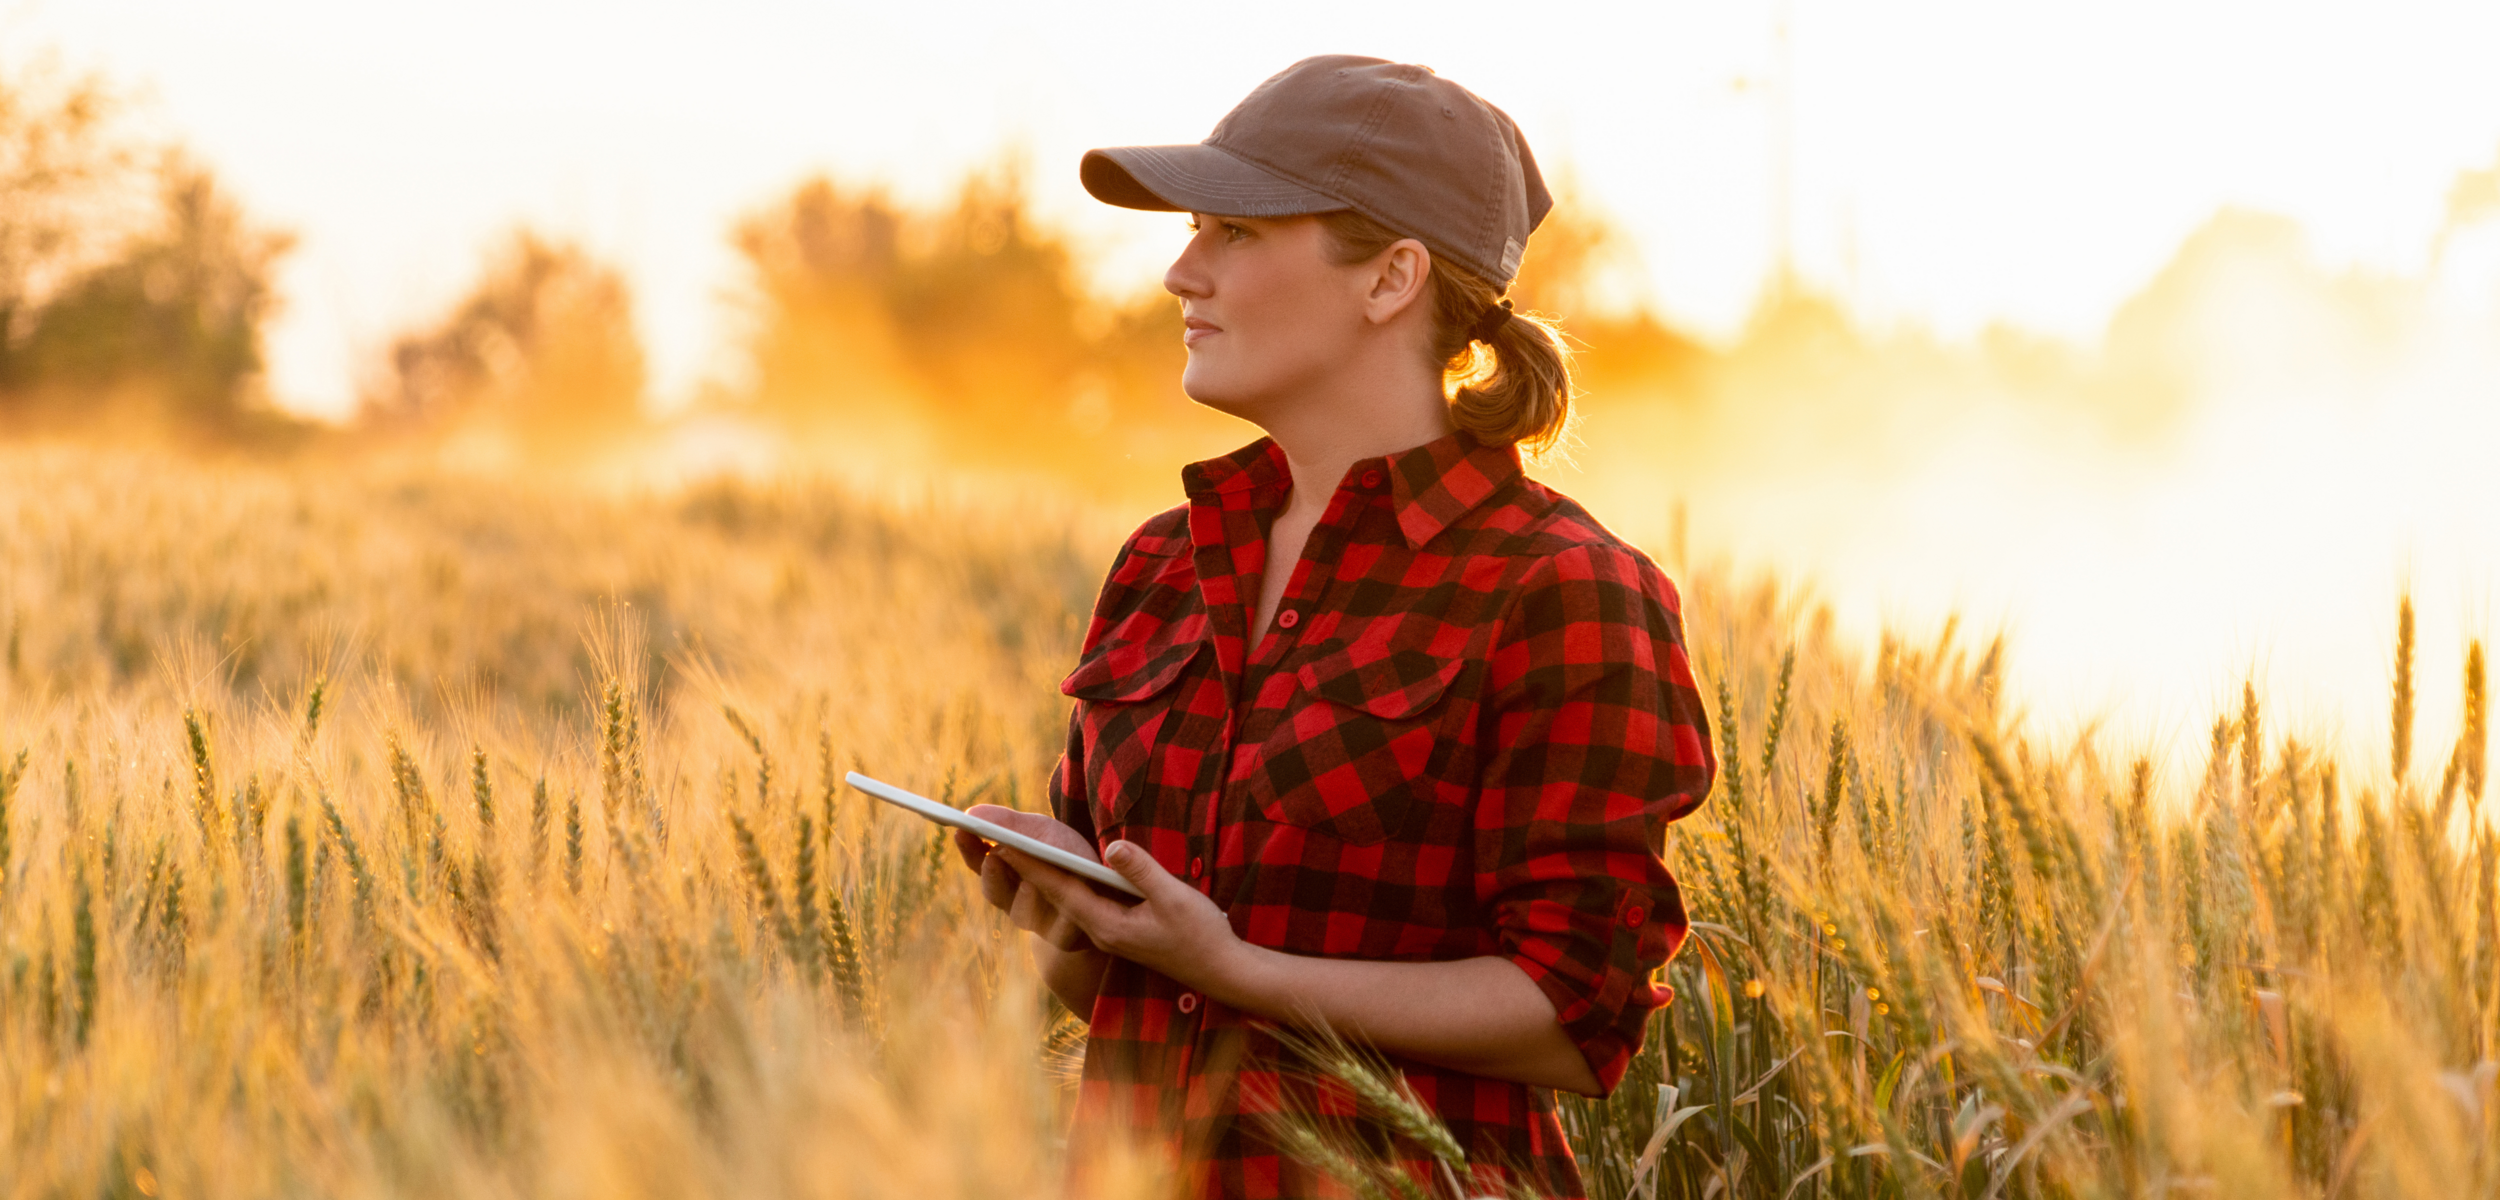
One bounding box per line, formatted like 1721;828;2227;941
1179;372;1259;420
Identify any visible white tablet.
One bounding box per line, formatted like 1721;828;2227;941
846;771;1145;899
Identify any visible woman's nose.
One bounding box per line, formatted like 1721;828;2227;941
1163;236;1209;299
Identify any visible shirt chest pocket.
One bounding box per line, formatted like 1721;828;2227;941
1062;632;1206;832
1254;642;1470;846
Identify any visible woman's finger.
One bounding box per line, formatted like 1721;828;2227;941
1006;868;1059;933
964;805;1095;858
996;846;1126;934
951;828;992;873
1043;918;1093;952
979;852;1025;913
1103;840;1184;900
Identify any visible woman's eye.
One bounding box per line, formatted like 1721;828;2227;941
1184;218;1250;243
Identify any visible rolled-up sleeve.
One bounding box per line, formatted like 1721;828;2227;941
1474;543;1715;1091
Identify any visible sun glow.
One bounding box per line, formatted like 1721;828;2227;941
9;0;2500;765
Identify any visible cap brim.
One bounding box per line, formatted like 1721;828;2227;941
1081;144;1341;217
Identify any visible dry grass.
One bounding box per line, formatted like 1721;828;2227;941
1;441;2493;1199
0;443;1123;1198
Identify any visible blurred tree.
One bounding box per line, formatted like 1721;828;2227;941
1508;188;1615;321
8;157;294;434
731;178;915;424
0;61;140;354
2438;144;2500;251
1505;190;1708;419
363;230;646;449
884;172;1091;430
731;170;1102;455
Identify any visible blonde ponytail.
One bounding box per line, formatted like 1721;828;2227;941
1319;211;1576;457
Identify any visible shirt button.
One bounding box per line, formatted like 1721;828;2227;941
1176;992;1201;1014
1361;470;1383;488
1276;609;1300;629
1622;904;1648;928
1189;856;1205;879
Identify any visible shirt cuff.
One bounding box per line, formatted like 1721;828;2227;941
1504;931;1661;1095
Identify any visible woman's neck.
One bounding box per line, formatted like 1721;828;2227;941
1256;367;1452;517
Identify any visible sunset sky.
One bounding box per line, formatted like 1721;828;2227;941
15;0;2500;415
12;0;2500;768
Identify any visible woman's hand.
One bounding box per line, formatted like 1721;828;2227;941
998;836;1601;1094
989;839;1251;993
951;806;1099;952
953;806;1113;1016
969;824;1599;1094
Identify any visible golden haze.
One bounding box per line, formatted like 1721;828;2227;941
5;50;2500;1198
0;443;2493;1196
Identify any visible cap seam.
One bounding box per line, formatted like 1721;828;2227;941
1322;65;1409;201
1130;149;1326;200
1475;96;1506;285
1203;138;1350;211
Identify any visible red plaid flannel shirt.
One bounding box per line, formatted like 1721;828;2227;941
1053;432;1714;1199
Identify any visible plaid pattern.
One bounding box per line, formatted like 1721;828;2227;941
1053;432;1714;1199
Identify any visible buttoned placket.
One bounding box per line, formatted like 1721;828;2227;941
1208;466;1384;898
1169;460;1383;1053
1180;465;1267;917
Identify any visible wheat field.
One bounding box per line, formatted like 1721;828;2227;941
0;441;2491;1199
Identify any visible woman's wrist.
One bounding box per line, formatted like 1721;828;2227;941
1201;935;1287;1015
1038;941;1110;1017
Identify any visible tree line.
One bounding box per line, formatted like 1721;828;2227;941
0;55;1712;476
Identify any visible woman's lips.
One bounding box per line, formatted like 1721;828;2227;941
1182;318;1219;347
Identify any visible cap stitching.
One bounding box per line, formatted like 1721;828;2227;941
1204;122;1349;212
1339;65;1486;281
1128;149;1326;200
1322;65;1409;201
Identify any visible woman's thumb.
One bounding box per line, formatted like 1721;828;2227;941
1104;841;1167;889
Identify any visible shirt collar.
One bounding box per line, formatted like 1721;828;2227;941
1384;431;1522;549
1181;430;1522;551
1179;436;1291;499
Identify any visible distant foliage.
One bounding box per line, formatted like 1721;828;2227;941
722;169;1703;490
361;230;645;449
7;160;293;432
0;60;139;341
736;173;1086;421
730;171;1220;465
0;62;294;440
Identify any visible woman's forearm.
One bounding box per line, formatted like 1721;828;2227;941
996;839;1603;1095
1039;940;1110;1018
1205;946;1603;1096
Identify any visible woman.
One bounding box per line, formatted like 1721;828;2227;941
953;55;1715;1199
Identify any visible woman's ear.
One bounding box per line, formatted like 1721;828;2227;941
1362;238;1434;327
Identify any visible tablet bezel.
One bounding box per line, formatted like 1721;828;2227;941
846;771;1145;899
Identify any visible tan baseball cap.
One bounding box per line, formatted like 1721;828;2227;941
1081;55;1552;289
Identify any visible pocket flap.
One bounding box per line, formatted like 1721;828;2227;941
1298;644;1465;720
1061;626;1206;703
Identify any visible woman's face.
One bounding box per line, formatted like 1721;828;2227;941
1162;213;1377;419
